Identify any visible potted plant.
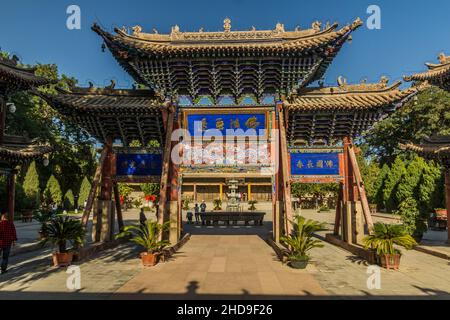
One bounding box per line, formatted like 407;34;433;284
363;223;417;270
34;207;57;240
116;220;170;267
213;199;222;211
40;215;85;267
281;215;327;269
248;200;258;211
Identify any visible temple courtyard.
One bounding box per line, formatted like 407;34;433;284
0;208;449;300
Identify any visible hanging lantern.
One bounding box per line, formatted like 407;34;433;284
6;103;16;114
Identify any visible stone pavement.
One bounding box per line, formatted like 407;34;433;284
0;207;449;299
113;234;327;299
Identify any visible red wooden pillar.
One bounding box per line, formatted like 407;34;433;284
445;168;450;243
100;139;114;201
7;170;17;221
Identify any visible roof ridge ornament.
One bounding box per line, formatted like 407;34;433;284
224;18;231;32
275;23;285;33
132;25;142;37
312;21;322;32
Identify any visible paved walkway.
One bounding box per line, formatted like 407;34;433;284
0;207;449;299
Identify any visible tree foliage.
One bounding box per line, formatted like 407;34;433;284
365;87;450;164
23;161;41;209
383;156;407;212
141;183;160;196
78;176;92;208
43;175;63;205
1;52;97;205
64;189;75;210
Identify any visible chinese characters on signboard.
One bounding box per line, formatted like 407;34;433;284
290;152;340;176
186;113;266;137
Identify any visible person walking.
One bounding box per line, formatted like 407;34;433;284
0;213;17;275
194;203;200;224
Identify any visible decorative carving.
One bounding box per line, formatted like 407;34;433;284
337;76;347;88
152;28;158;34
199;27;204;33
275;23;285;33
224;18;231;32
132;25;142;36
171;25;180;34
105;80;116;90
312;21;322;32
439;53;450;64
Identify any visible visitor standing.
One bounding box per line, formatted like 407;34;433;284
200;200;207;213
139;208;147;227
186;211;194;224
0;213;17;275
194;203;200;224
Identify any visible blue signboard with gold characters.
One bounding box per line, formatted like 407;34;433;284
290;151;341;176
116;153;162;177
187;113;266;137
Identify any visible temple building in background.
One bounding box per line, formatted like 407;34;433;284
0;54;53;220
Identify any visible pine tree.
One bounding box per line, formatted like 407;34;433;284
374;164;390;210
419;162;445;213
43;175;63;205
22;161;40;209
64;189;75;210
396;155;427;204
78;176;91;208
383;156;407;212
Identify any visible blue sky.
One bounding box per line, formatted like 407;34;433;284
1;0;449;89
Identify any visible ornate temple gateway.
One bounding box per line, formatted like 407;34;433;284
41;18;422;244
0;54;53;220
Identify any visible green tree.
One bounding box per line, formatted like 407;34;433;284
383;156;407;212
396;155;427;204
141;183;160;196
78;176;92;208
365;87;450;164
1;54;97;201
63;189;75;210
23;161;41;209
419;163;445;214
43;175;63;205
374;164;390;210
395;197;427;240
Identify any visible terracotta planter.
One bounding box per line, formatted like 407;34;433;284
288;256;309;269
52;252;74;267
140;252;160;267
379;254;401;270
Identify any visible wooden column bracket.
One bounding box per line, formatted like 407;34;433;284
81;140;110;227
277;102;293;236
347;143;375;232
